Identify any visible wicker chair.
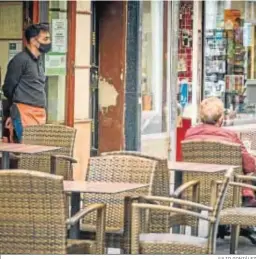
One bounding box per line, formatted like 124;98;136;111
216;174;256;254
101;151;171;233
18;124;77;180
130;169;234;254
240;129;256;150
0;170;106;254
177;139;242;233
101;151;200;234
80;154;169;254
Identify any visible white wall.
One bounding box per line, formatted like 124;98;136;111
47;0;67;123
73;0;92;180
75;0;91;120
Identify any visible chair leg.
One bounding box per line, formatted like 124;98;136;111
180;225;186;235
230;225;240;254
191;225;198;236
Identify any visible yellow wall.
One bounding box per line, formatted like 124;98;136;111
0;2;23;86
75;0;91;120
0;41;10;84
73;120;91;180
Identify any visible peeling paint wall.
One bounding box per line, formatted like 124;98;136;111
98;1;127;153
99;77;118;114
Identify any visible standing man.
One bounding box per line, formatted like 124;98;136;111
2;23;51;143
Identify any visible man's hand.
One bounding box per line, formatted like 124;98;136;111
5;117;12;128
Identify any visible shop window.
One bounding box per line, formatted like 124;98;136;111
204;0;256;126
177;1;193;119
141;0;164;135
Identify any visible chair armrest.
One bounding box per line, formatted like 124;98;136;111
138;195;213;212
133;203;215;223
1;153;20;160
171;180;200;200
230;181;256;192
235;174;256;182
66;203;106;226
51;154;78;164
216;179;256;192
50;155;77;175
212;179;256;207
67;203;106;254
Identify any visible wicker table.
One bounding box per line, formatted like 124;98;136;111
0;143;61;169
64;181;149;239
168;161;237;173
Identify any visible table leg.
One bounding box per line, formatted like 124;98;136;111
172;170;183;234
2;152;10;169
69;192;81;239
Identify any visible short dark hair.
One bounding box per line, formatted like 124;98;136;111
25;23;50;43
235;17;241;25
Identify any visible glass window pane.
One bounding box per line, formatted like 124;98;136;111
141;0;164;135
203;0;256;126
177;1;193;120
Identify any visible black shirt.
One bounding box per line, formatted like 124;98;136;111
2;47;46;108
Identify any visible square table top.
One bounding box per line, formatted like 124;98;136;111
63;181;149;194
168;161;239;173
0;143;61;154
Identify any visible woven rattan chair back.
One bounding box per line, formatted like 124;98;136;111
0;170;66;254
240;129;256;150
181;139;242;208
82;155;157;231
19;124;76;180
101;151;170;233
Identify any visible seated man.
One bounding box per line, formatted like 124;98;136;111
185;96;256;205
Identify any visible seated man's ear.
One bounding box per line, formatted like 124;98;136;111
217;115;224;127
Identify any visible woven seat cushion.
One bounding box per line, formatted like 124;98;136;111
221;207;256;225
139;233;208;254
67;239;96;254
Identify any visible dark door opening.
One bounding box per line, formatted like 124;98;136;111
90;0;99;156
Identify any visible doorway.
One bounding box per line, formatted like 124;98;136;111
90;0;99;156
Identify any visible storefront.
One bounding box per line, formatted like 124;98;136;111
203;0;256;126
39;0;92;180
0;1;92;180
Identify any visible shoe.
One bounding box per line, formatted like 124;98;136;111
217;225;230;239
240;227;256;245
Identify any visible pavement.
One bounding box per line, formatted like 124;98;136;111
216;237;256;255
141;112;162;135
108;237;256;254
